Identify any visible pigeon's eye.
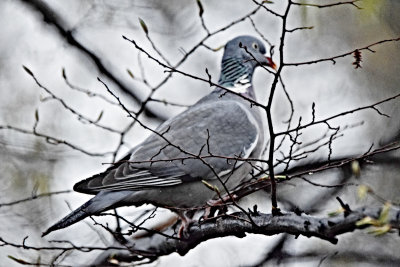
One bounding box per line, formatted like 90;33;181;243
252;42;259;50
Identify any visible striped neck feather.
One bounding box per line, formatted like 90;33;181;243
218;57;253;93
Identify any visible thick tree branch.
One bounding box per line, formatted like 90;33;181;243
91;205;400;264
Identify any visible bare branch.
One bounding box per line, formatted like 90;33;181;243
277;92;400;136
18;0;163;120
0;125;113;157
0;190;72;208
23;66;122;134
285;37;400;67
264;0;292;215
292;0;361;9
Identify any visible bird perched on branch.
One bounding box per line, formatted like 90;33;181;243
42;35;276;237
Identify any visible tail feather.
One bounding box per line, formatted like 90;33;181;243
42;191;132;237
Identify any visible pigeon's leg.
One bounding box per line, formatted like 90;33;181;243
201;205;216;220
177;209;196;238
201;193;238;220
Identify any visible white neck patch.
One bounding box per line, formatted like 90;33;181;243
226;74;251;93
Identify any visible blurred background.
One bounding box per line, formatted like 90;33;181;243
0;0;399;266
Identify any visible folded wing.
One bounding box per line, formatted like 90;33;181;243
74;100;261;194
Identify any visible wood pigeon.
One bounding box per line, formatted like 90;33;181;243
42;35;276;237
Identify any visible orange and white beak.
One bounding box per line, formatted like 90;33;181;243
266;56;277;70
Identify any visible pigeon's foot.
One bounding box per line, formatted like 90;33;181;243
176;210;196;239
200;194;237;221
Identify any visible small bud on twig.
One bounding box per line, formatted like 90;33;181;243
139;18;148;34
196;0;204;17
61;68;67;79
94;110;104;123
22;65;33;77
126;69;134;79
34;109;39;121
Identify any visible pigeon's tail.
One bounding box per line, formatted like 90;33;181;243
42;191;132;237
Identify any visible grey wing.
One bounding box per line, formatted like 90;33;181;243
74;100;261;194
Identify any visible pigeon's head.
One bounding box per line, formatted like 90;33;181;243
222;35;276;71
218;36;276;93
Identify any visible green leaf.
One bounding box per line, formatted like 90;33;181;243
356;216;376;226
368;224;391;236
378;202;391;225
357;184;369;200
328;208;344;217
356;202;392;236
138;18;148;34
351;160;361;177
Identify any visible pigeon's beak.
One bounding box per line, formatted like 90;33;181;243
265;56;277;70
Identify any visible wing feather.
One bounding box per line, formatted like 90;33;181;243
74;99;262;194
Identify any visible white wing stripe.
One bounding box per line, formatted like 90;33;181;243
236;102;259;159
91;180;182;190
114;173;185;183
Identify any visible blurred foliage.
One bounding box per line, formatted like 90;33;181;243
356;202;392;236
351;160;361;177
298;0;386;23
357;184;370;200
360;0;385;20
5;140;52;195
328;207;345;216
